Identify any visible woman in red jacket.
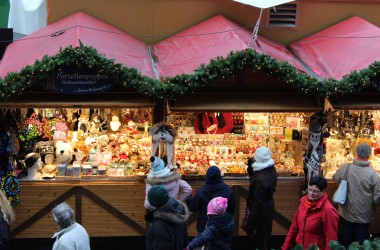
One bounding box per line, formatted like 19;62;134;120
282;175;339;250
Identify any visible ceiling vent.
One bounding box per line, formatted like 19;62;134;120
267;2;298;29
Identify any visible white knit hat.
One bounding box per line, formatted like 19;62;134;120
254;147;272;163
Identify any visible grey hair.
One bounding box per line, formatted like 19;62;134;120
52;202;75;229
356;143;371;159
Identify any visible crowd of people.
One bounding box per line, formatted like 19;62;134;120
1;143;380;250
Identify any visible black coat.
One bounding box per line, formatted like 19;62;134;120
0;211;10;250
188;212;235;250
186;182;236;233
145;197;189;250
246;165;277;240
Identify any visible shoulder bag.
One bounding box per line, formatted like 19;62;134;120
332;164;350;205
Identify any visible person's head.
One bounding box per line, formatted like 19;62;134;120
52;202;75;230
356;143;371;160
148;156;171;178
308;175;327;201
0;191;15;225
148;185;169;208
207;197;228;217
206;166;222;184
253;147;272;164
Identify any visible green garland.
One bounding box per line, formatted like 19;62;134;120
0;42;379;101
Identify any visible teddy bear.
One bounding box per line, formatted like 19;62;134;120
55;141;74;166
115;133;130;161
129;143;141;162
97;134;110;152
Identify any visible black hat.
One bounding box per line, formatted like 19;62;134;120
24;153;41;168
206;166;222;184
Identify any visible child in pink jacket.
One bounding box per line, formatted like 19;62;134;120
144;156;192;210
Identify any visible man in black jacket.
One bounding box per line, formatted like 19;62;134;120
145;185;189;250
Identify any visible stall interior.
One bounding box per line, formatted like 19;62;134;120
167;111;311;176
322;110;380;177
10;107;380;179
0;107;153;180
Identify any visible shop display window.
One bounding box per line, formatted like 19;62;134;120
167;112;311;177
322;110;380;177
0;107;153;180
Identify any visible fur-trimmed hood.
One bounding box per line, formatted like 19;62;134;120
146;172;181;185
153;198;189;224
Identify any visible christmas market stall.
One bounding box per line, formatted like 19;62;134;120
152;15;324;236
0;12;160;238
289;15;380;233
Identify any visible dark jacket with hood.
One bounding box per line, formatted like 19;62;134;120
145;197;189;250
186;178;236;233
246;163;277;240
188;212;235;250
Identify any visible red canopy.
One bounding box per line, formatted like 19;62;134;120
152;15;308;78
289;16;380;80
0;12;156;78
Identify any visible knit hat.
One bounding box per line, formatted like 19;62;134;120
254;147;272;163
147;156;171;178
148;185;169;208
206;166;222;184
24;153;41;168
207;197;228;215
53;123;68;142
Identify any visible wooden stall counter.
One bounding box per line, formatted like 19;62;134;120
11;178;148;238
11;176;350;239
10;176;305;238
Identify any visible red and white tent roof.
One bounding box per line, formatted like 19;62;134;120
4;12;376;82
289;16;380;80
0;11;155;78
152;15;308;78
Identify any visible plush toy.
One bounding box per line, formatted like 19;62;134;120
55;141;73;165
89;113;101;134
109;115;121;132
85;136;98;162
72;140;88;162
117;133;130;151
97;134;109;152
149;122;178;169
129;143;141;162
77;109;90;137
126;120;139;138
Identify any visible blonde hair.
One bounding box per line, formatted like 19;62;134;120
0;191;15;225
